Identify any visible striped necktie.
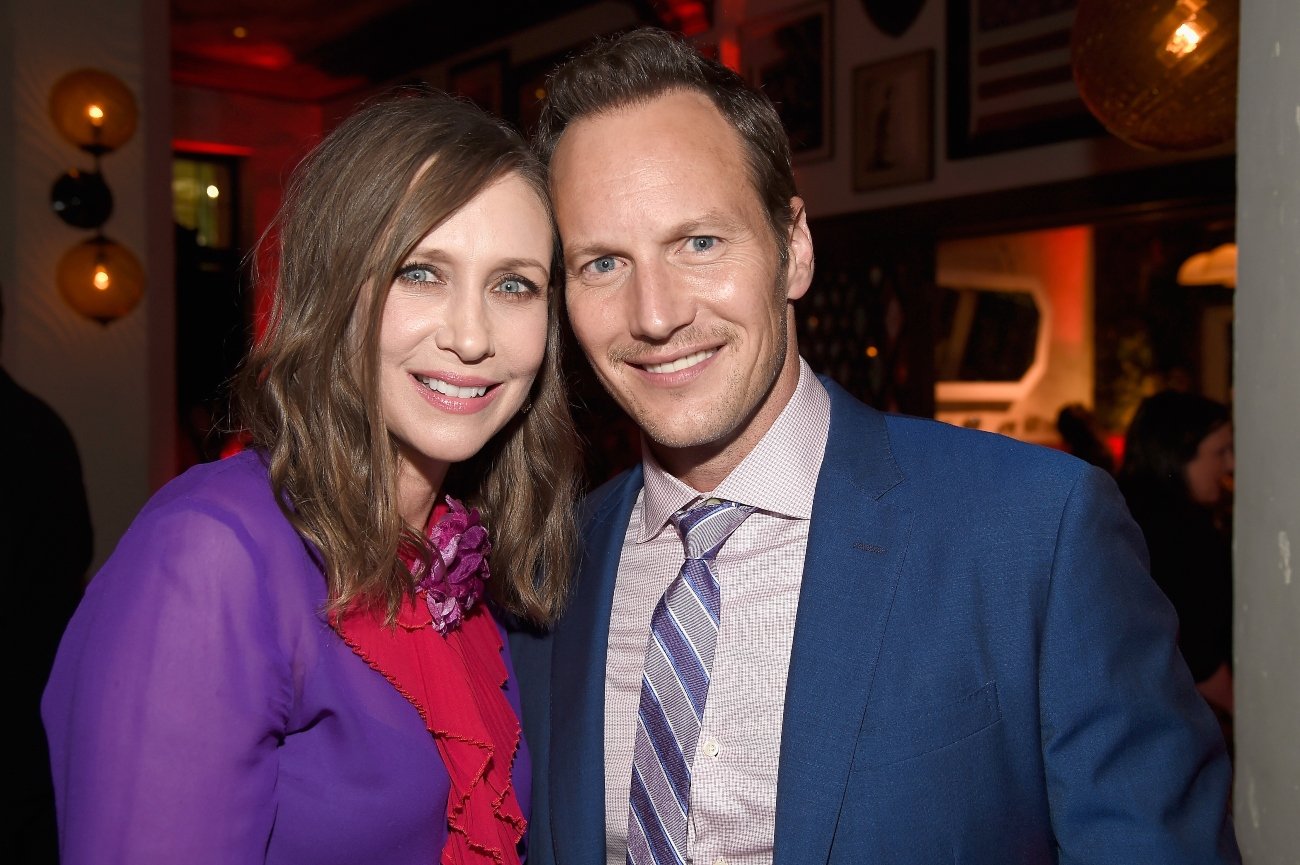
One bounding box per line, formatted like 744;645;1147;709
626;498;755;865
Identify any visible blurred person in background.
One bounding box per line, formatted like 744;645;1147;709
0;287;93;865
1056;402;1117;474
1120;390;1235;728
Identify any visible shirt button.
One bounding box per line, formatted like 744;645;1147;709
702;738;720;757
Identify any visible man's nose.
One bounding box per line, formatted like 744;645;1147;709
627;261;693;341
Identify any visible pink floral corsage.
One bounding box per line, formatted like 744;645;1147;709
413;497;491;635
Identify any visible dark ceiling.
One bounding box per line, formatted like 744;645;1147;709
171;0;677;101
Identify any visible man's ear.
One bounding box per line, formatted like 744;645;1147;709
784;196;814;302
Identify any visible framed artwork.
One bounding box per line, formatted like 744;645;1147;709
945;0;1101;158
852;50;934;192
739;2;832;162
448;51;507;116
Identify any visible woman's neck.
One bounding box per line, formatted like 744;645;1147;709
395;454;449;530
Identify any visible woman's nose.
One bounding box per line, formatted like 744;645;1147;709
434;291;493;362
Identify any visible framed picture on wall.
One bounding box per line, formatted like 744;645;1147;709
739;2;833;163
852;50;934;192
946;0;1101;158
448;50;507;116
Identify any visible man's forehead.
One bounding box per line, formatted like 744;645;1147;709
552;90;739;164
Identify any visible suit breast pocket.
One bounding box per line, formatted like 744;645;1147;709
855;680;1002;770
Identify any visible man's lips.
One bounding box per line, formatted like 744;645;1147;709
634;348;718;374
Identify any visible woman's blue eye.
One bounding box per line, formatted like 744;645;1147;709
689;237;716;252
499;278;529;294
398;264;437;283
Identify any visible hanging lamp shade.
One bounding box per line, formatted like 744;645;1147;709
48;68;139;155
1070;0;1238;151
57;236;145;325
1177;242;1237;287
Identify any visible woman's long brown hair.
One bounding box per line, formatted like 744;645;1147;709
236;91;580;625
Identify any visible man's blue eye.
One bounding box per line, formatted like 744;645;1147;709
690;237;716;252
594;257;617;272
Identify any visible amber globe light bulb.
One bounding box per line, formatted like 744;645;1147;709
57;237;145;325
48;68;138;154
1071;0;1239;151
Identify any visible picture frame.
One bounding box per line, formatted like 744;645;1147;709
852;50;934;192
945;0;1101;158
739;2;833;163
448;50;507;117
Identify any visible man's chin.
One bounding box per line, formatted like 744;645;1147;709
636;410;743;455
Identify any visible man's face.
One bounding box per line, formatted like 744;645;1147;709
550;90;813;477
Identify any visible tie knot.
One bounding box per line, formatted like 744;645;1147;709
670;498;755;561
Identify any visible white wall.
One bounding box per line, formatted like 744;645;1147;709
1234;0;1300;858
1;0;173;572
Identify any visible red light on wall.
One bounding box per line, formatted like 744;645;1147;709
1106;433;1126;468
654;0;713;37
718;35;741;74
182;40;296;71
172;139;254;158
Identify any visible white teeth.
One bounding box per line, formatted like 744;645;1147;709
644;350;716;374
415;375;488;398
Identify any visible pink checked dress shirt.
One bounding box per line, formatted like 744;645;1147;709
603;359;831;865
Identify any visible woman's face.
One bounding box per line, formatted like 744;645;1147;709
1184;423;1234;506
377;172;552;489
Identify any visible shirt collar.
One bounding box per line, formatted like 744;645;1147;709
637;358;831;542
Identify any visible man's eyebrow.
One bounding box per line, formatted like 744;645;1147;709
674;210;748;236
562;242;613;266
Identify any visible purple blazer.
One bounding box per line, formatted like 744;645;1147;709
42;450;532;864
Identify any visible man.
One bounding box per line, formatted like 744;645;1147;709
510;28;1239;865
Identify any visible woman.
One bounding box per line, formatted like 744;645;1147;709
42;92;580;864
1119;390;1234;721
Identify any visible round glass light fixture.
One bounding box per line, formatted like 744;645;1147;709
48;68;139;155
1071;0;1238;151
57;236;145;325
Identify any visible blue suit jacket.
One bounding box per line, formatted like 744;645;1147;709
511;378;1238;864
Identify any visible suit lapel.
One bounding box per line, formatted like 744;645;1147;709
550;467;643;865
773;381;912;865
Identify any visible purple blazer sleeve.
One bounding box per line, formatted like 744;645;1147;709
43;464;289;862
41;452;533;865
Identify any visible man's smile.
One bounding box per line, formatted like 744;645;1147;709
639;349;718;374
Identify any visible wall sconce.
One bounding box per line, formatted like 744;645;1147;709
48;68;145;325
